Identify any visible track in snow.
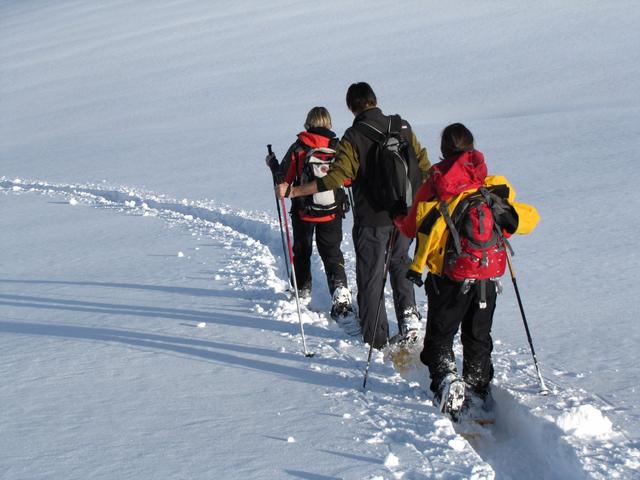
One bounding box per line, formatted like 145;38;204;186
3;177;637;480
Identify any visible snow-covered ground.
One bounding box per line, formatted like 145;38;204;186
2;1;640;479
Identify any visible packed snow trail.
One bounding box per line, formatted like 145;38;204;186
1;186;491;479
3;179;638;479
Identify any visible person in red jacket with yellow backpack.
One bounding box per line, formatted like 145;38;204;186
395;123;540;417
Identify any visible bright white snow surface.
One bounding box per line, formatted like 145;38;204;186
1;1;639;479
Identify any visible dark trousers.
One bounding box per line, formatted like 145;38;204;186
420;274;496;393
353;225;417;348
291;213;347;295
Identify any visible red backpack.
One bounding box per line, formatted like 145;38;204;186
439;187;508;282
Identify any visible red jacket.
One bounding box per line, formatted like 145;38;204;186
395;150;487;237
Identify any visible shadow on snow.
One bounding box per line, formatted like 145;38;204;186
0;320;354;389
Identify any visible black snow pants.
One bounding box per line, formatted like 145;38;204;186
420;274;496;393
353;225;417;349
291;212;347;295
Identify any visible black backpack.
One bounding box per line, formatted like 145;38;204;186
355;115;421;217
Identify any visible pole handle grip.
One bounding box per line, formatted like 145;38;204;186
267;144;281;183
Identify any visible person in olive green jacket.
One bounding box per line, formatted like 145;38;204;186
277;82;431;349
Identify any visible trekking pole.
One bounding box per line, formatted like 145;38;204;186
506;249;549;395
281;196;314;357
270;154;313;358
363;227;398;390
267;145;292;285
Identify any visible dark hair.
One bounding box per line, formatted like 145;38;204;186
441;123;474;158
346;82;377;113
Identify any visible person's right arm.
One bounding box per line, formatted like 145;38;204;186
316;138;358;192
279;137;358;199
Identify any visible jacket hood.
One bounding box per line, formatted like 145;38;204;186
297;128;335;149
431;150;487;200
352;106;382;125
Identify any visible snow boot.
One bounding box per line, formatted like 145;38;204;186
297;281;312;300
330;286;353;317
433;373;466;420
389;306;422;346
330;286;360;336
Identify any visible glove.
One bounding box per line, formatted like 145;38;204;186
390;201;408;220
406;269;424;287
340;190;350;217
490;195;518;234
490;194;510;216
265;153;278;172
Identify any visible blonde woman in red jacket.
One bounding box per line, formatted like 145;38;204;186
267;107;356;329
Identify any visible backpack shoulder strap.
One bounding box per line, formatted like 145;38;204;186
438;200;462;254
303;138;338;158
479;187;515;256
289;142;311;182
294;140;310;157
356;115;403;141
354;121;385;143
389;114;402;135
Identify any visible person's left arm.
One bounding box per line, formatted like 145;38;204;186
410;131;431;181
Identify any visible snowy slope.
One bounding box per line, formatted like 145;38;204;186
2;0;640;479
2;179;637;479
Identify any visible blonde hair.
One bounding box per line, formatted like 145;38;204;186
304;106;332;130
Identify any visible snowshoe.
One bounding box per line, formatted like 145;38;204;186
334;311;361;337
452;385;496;441
457;384;495;424
385;334;422;374
386;308;422;372
389;326;419;348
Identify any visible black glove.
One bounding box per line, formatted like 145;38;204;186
406;269;424;287
265;153;279;172
490;195;518;234
390;201;408;220
341;190;350;217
